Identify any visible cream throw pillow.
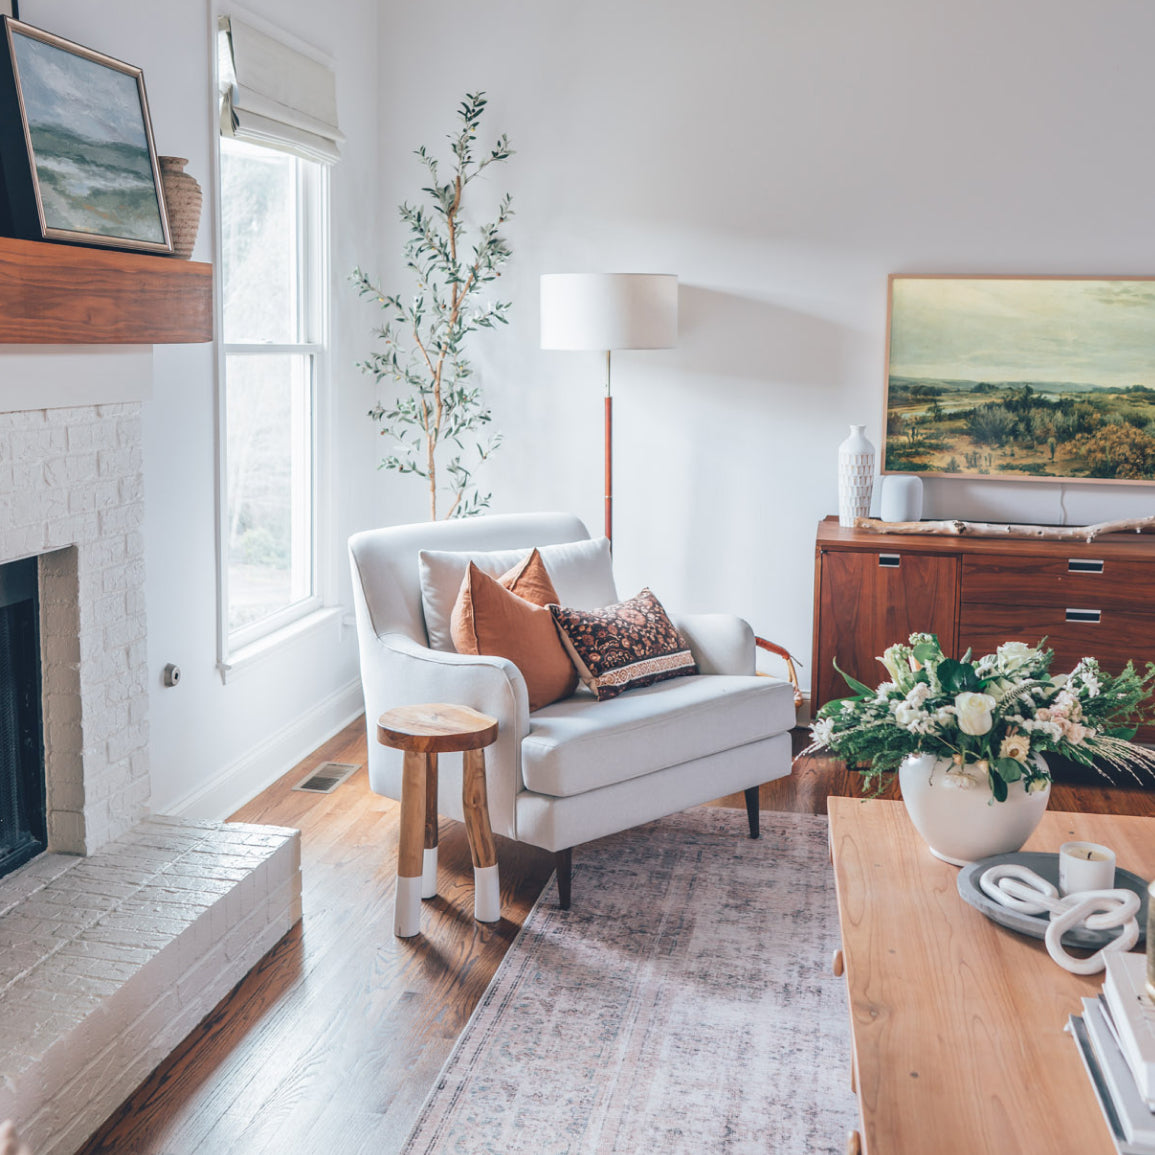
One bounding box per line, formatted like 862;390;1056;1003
418;537;617;651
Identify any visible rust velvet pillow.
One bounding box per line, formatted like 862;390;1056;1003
548;588;697;701
451;550;579;711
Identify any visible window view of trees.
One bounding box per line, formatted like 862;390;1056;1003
221;138;320;637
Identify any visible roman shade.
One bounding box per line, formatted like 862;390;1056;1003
218;15;344;164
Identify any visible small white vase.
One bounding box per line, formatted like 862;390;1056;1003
838;424;875;528
898;752;1051;866
879;474;923;522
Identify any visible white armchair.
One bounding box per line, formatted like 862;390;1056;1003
349;512;795;906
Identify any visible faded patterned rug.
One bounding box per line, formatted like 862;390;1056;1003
402;809;858;1155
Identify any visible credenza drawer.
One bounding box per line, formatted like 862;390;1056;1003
958;603;1155;672
961;555;1155;611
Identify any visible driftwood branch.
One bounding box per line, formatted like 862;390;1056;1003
852;515;1155;542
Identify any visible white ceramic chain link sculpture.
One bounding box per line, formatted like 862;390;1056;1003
979;863;1140;975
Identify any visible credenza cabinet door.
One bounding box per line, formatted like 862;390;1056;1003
814;550;959;708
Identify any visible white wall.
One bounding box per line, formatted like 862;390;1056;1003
12;0;1147;812
373;0;1155;675
17;0;384;814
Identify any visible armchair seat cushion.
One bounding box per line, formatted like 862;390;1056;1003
521;674;796;798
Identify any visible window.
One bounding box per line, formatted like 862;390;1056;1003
219;136;326;650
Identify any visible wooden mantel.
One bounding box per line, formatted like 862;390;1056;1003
0;236;213;344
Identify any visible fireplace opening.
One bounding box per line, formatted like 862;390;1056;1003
0;556;46;879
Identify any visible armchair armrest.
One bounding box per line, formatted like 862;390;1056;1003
362;632;531;836
672;613;755;676
374;632;530;733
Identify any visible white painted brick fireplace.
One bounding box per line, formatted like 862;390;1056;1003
0;400;302;1155
0;402;150;857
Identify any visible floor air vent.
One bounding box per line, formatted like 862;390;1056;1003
292;761;361;794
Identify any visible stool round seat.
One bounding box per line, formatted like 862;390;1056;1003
377;704;498;754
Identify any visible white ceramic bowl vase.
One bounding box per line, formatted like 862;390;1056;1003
898;752;1051;866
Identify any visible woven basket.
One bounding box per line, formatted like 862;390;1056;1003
158;156;203;259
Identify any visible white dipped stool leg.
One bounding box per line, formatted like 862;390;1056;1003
421;847;438;899
394;875;423;938
463;747;501;924
395;750;427;938
421;753;439;900
474;863;501;923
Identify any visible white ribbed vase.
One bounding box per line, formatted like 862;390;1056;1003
837;424;875;528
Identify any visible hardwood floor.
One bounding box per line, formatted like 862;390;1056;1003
78;721;1155;1154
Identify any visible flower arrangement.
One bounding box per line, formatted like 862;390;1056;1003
808;634;1155;799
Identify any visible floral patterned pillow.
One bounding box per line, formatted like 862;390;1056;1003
549;588;697;701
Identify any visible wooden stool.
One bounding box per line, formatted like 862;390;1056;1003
377;704;500;938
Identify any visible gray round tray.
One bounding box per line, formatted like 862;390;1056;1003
957;852;1149;950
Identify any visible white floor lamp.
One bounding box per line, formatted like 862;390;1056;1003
540;273;678;542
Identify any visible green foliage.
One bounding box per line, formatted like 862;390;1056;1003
967;403;1016;446
236;526;286;568
1078;422;1155;480
352;93;514;519
808;634;1155;799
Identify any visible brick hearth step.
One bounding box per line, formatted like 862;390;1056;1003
0;815;301;1155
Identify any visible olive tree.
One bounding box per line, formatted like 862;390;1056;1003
352;92;513;519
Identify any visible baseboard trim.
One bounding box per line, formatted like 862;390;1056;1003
166;678;365;821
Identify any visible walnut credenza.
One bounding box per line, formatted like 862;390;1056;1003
810;515;1155;742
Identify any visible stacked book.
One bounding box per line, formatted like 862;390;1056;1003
1070;952;1155;1155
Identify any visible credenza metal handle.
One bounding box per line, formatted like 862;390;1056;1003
878;554;900;568
1068;559;1105;574
1066;608;1102;623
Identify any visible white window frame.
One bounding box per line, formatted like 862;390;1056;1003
212;16;333;680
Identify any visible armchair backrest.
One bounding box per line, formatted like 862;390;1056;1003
348;511;591;645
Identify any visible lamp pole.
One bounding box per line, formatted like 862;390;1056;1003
604;350;613;543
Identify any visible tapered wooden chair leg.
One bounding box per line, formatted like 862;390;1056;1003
463;748;500;922
744;786;760;839
555;847;572;910
395;751;427;937
421;753;439;899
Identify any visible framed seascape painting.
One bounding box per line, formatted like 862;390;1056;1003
883;275;1155;484
0;18;171;253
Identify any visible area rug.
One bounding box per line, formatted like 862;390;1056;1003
402;808;858;1154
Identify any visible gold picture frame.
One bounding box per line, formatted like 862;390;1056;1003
0;18;171;253
883;274;1155;485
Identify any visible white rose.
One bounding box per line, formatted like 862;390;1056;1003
955;691;997;736
997;641;1036;670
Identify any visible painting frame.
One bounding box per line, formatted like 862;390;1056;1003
882;273;1155;486
0;17;171;254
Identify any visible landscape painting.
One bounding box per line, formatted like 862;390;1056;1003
884;276;1155;483
6;22;169;251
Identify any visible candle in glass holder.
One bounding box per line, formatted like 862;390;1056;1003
1058;841;1116;896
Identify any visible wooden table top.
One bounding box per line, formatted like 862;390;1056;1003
829;798;1155;1155
376;703;499;753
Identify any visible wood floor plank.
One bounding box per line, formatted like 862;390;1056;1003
77;719;1155;1153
